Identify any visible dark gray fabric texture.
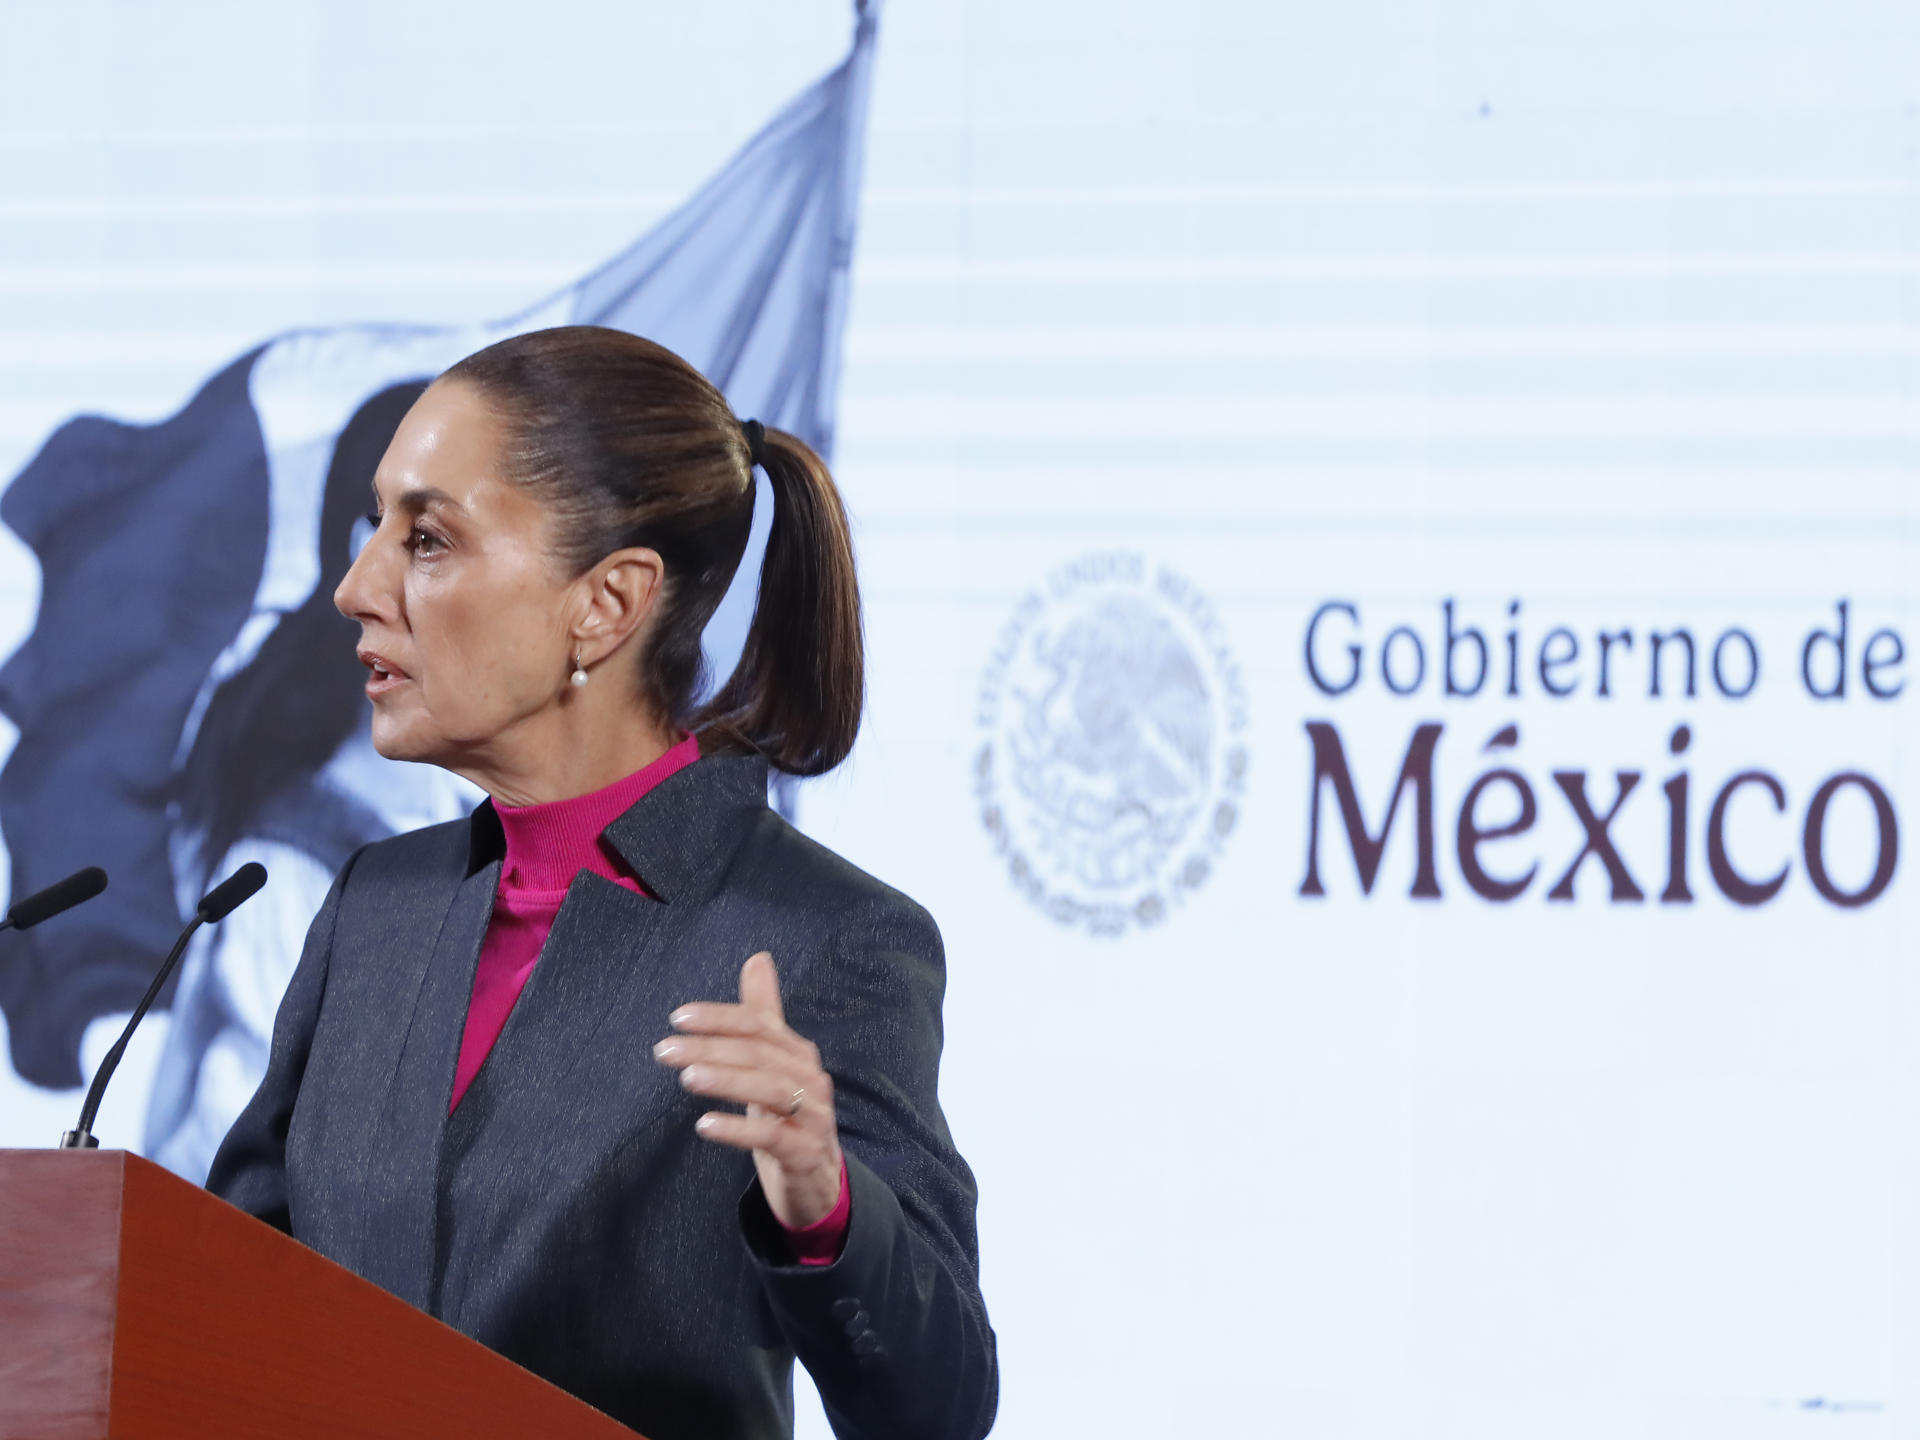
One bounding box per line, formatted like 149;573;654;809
205;753;997;1440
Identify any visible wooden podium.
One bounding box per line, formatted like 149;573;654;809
0;1150;640;1439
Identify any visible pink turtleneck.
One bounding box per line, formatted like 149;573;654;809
449;734;849;1263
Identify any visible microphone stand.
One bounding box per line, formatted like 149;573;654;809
59;862;267;1151
58;918;207;1150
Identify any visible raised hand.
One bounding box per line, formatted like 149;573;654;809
653;951;843;1228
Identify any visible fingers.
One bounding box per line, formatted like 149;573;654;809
662;948;843;1214
666;1001;819;1071
653;1033;808;1073
694;1109;831;1163
675;1059;834;1118
667;1002;768;1037
738;950;784;1023
654;963;832;1129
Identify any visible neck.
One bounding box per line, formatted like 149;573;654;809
448;695;684;807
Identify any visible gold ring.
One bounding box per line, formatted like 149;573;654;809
785;1086;805;1118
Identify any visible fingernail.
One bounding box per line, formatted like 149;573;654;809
679;1066;703;1089
669;1008;695;1028
695;1114;717;1134
653;1039;681;1061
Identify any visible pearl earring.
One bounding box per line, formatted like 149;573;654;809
570;654;589;688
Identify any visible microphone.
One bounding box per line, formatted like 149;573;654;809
0;865;108;933
59;862;268;1151
197;862;268;923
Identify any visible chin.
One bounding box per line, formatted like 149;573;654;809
368;713;438;765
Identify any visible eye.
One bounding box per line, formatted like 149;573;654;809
406;523;448;558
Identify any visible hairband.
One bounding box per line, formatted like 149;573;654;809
739;418;766;469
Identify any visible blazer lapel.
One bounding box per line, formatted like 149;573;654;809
376;857;498;1309
454;874;685;1153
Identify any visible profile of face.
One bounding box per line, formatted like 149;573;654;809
335;379;661;786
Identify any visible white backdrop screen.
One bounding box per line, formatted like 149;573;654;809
2;2;1918;1437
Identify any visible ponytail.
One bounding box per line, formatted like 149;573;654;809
695;427;864;776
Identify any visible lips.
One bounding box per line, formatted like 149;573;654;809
357;647;412;697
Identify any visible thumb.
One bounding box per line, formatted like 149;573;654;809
739;950;783;1022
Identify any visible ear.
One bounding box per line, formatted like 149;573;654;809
569;546;666;663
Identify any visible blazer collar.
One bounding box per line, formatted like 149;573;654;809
464;752;771;901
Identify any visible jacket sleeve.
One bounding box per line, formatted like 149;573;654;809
202;846;361;1231
737;892;999;1440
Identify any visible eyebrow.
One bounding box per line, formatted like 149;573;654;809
369;480;462;513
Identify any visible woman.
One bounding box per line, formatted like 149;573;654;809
205;326;997;1440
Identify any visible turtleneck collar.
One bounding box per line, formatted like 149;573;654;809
492;733;702;893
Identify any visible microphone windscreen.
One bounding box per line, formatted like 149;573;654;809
8;865;109;930
196;862;268;923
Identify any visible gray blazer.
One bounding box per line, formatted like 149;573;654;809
206;753;998;1440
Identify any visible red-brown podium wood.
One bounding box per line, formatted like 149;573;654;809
0;1149;640;1439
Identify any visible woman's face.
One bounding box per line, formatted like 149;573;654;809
334;379;580;770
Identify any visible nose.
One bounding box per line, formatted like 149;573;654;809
334;525;391;624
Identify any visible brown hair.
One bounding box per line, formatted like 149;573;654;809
441;325;863;776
